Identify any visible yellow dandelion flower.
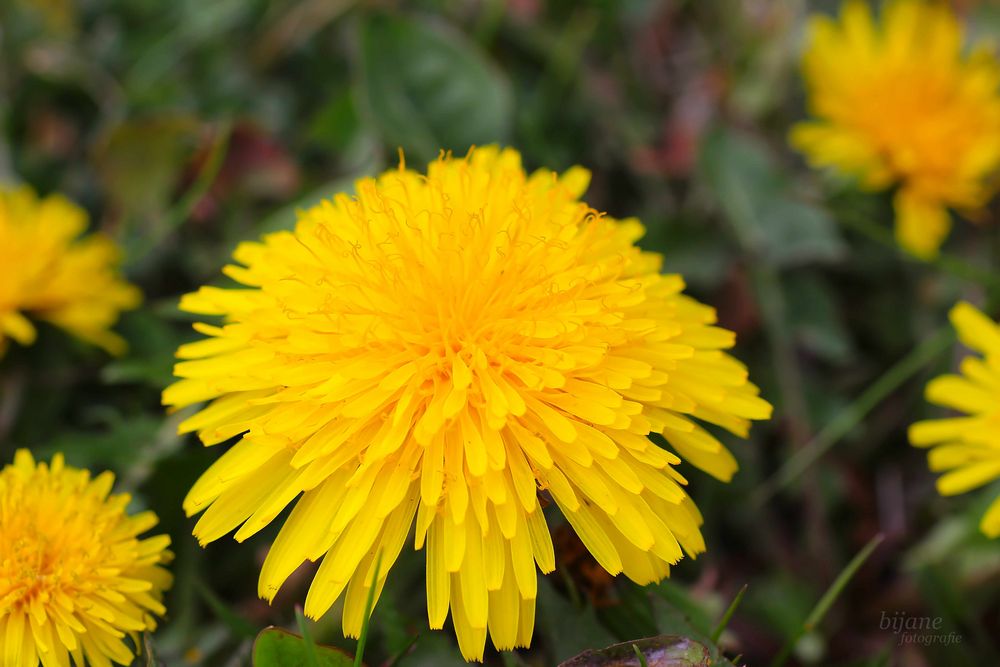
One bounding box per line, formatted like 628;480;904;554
0;449;173;667
0;186;140;357
910;302;1000;538
163;146;771;661
790;0;1000;258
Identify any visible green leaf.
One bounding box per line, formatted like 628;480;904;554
93;115;200;222
101;309;193;389
37;413;164;473
252;627;356;667
255;144;384;234
307;92;362;153
738;576;814;643
597;582;658;642
784;274;854;365
700;127;846;267
651;581;715;638
535;576;618;662
558;635;716;667
357;13;513;161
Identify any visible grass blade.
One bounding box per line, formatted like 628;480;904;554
805;534;884;630
354;550;384;667
755;328;952;505
295;606;320;667
770;534;884;667
385;633;420;667
128;121;231;268
710;584;748;644
632;644;650;667
837;210;1000;293
196;577;257;639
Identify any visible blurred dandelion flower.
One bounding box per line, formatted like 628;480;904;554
0;186;140;357
791;0;1000;258
164;146;771;660
910;302;1000;538
0;450;173;667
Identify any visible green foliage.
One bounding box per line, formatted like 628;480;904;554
2;1;1000;666
700;128;845;267
358;12;513;162
770;534;884;667
253;627;356;667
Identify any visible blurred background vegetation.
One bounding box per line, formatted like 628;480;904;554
2;0;1000;665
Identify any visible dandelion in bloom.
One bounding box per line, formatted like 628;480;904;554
790;0;1000;258
910;302;1000;538
0;450;173;667
0;186;140;357
164;146;771;660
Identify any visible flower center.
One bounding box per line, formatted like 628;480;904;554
0;489;111;612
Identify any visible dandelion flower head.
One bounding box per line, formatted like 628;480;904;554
910;302;1000;538
0;450;173;667
164;146;771;661
791;0;1000;257
0;186;140;357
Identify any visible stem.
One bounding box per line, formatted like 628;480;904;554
711;584;748;644
770;534;885;667
754;326;953;505
295;607;320;667
719;157;833;572
127;121;231;270
838;211;1000;294
751;262;811;445
0;365;26;448
632;644;650;667
354;550;383;667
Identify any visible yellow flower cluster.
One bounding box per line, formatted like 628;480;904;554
0;186;139;357
792;0;1000;257
0;450;173;667
164;146;771;660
